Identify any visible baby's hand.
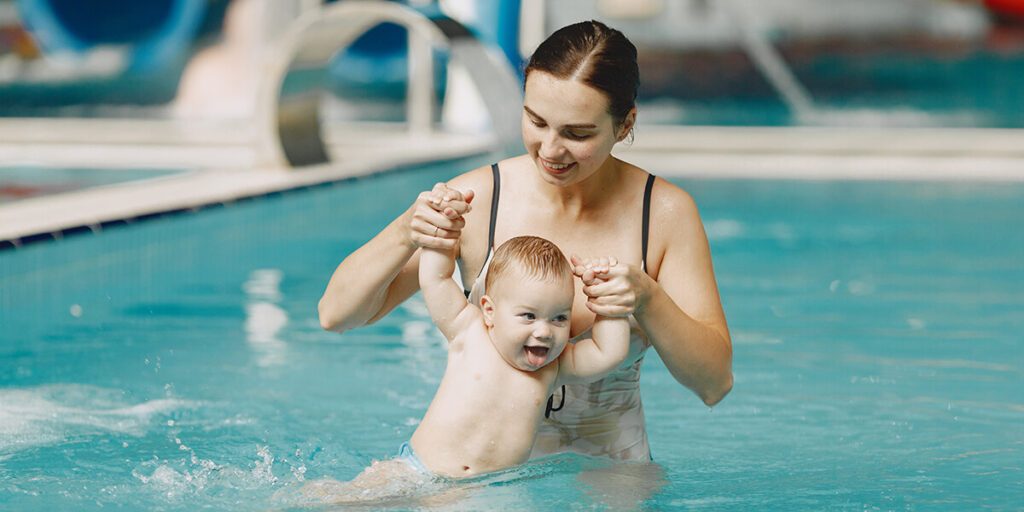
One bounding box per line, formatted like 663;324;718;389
571;255;618;286
426;186;468;222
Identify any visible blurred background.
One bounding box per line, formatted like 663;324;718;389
1;0;1022;216
1;0;1023;125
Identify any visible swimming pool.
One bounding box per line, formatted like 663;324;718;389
1;157;1021;510
0;166;186;204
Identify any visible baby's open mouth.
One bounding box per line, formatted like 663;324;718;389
524;346;549;367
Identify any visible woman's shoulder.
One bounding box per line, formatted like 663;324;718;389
619;160;699;219
446;163;492;191
621;162;703;262
651;176;699;221
621;163;705;280
447;155;533;195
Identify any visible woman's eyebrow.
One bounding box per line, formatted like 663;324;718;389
523;106;598;129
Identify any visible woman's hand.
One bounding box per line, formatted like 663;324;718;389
407;183;474;250
571;255;654;318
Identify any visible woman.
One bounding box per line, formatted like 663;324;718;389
318;21;732;461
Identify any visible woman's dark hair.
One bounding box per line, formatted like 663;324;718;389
524;20;639;127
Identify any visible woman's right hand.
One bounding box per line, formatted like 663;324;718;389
407;183;474;250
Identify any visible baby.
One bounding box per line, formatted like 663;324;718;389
408;233;630;477
301;201;629;503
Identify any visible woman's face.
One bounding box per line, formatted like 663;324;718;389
522;71;632;187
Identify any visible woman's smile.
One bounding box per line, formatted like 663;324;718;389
539;158;576;175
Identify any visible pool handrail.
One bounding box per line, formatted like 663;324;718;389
256;0;523;168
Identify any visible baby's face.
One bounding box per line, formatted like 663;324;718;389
482;270;574;372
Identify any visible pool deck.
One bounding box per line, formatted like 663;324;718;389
618;125;1024;181
1;118;1022;247
0;118;495;246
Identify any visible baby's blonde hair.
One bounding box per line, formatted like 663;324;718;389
485;236;573;292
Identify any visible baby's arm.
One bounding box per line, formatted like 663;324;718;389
557;258;631;385
418;199;476;340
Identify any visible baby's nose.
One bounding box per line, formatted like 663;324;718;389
533;323;552;339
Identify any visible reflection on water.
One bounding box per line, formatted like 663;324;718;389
243;268;288;368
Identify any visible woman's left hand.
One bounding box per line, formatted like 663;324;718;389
571;255;655;318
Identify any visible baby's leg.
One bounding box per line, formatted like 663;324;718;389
299;458;429;505
346;458;428;492
296;477;348;502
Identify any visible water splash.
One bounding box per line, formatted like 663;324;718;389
279;451;620;509
132;444;291;502
0;384;194;453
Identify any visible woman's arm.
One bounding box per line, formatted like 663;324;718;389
580;183;733;406
317;184;473;333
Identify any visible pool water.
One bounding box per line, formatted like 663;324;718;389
1;158;1022;510
0;166;186;203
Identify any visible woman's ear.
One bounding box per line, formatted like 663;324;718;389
617;107;637;142
480;295;495;327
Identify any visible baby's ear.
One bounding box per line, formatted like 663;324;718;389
479;295;496;327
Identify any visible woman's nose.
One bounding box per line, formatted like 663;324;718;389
540;131;564;157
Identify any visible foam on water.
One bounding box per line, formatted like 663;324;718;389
0;384;194;452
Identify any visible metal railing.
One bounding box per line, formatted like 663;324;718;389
256;0;523;167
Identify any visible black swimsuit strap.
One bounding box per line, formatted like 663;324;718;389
488;163;501;253
641;173;655;274
466;163;501;296
481;166;652;279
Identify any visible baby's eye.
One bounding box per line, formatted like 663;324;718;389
553;314;569;323
519;312;536;320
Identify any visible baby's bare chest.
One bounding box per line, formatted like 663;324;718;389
447;332;556;411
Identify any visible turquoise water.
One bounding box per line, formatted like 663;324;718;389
1;158;1022;510
0;166;185;204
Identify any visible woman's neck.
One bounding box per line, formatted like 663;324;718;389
532;157;622;216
